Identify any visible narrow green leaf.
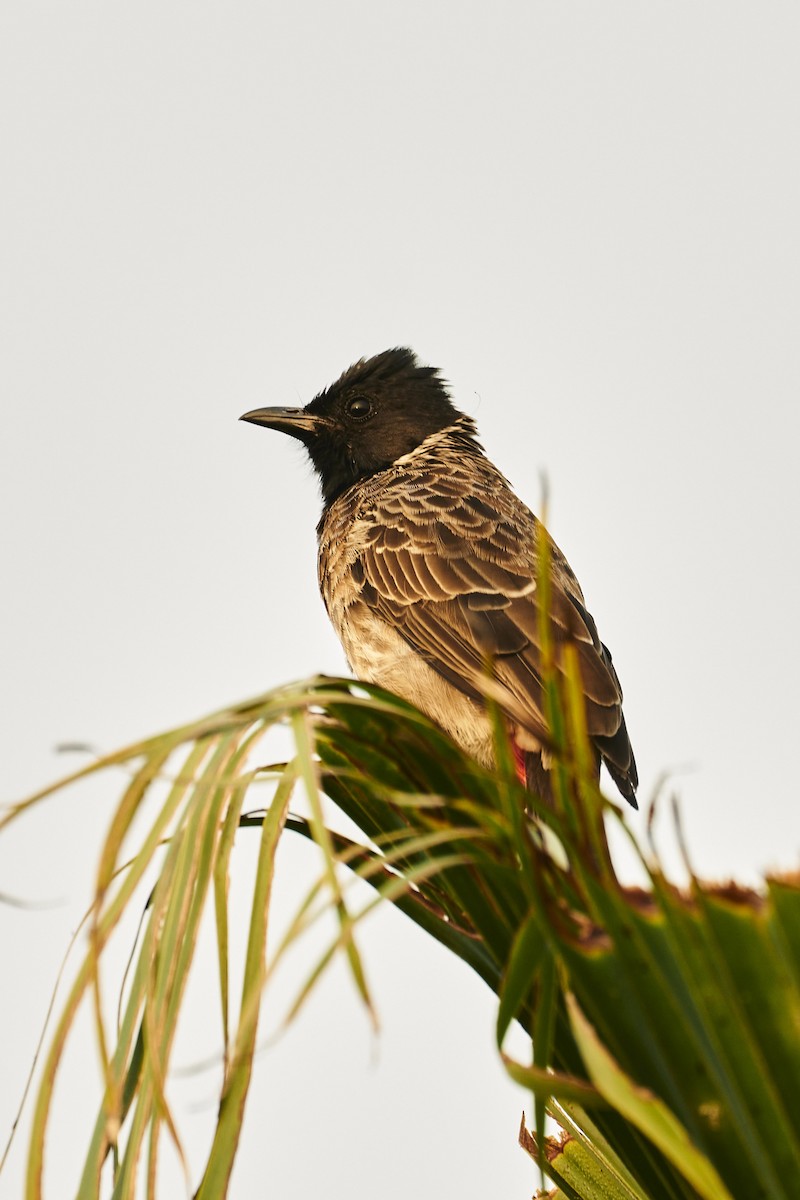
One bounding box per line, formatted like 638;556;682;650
212;785;241;1073
566;992;734;1200
550;1102;654;1200
534;948;559;1191
292;708;376;1024
194;766;293;1198
502;1056;600;1106
496;914;547;1048
543;1132;651;1200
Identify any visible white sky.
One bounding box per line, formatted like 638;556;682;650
2;3;799;1197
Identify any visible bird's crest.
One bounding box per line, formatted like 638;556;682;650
325;347;450;401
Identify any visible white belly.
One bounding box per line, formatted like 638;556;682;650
338;600;496;768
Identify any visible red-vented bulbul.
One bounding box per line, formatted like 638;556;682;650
241;348;637;807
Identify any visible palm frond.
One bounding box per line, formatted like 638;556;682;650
2;675;798;1198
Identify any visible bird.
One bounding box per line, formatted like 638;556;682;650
241;348;637;808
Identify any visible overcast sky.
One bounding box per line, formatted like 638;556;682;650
2;3;799;1197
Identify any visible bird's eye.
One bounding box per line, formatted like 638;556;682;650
346;396;373;420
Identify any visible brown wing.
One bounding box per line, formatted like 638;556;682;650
355;474;638;801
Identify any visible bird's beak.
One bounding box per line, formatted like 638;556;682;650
239;406;332;442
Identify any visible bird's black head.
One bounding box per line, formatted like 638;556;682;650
240;348;465;506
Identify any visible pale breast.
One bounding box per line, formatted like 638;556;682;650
338;597;496;767
317;465;497;766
